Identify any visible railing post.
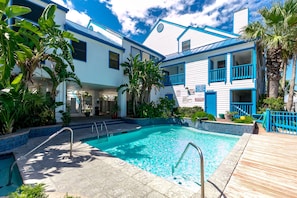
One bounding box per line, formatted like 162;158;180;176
266;109;271;132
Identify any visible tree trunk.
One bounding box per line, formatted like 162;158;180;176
266;48;282;98
281;60;288;96
286;54;296;111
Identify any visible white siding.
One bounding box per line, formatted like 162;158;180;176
72;34;124;87
179;29;225;51
233;9;249;34
143;21;185;55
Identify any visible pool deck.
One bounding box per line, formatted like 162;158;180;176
5;120;297;197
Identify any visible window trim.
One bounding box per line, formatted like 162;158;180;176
109;51;120;70
182;40;191;52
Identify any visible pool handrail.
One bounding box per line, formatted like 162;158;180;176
172;142;205;198
6;127;74;186
92;121;109;139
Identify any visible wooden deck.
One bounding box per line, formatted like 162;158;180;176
223;132;297;197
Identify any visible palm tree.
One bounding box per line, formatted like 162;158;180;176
282;0;297;111
139;60;164;104
118;54;142;116
242;2;289;98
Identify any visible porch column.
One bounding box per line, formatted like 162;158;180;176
55;81;67;123
227;53;231;83
118;89;127;117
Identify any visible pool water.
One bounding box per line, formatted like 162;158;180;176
85;125;239;190
0;153;23;196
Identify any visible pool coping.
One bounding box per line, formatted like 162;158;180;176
10;125;251;197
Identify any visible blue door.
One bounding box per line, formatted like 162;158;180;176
205;92;217;117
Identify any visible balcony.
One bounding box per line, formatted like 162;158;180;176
209;68;226;83
164;73;185;86
231;64;253;80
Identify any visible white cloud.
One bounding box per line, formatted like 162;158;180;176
99;0;272;35
52;0;91;26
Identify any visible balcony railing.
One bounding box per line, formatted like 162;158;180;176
231;64;253;80
164;73;185;86
209;68;226;83
230;102;253;116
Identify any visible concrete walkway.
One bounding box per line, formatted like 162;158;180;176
12;123;197;198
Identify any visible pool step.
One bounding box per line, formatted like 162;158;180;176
168;175;200;192
70;119;125;130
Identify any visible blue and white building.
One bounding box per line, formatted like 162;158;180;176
17;1;265;120
144;9;265;117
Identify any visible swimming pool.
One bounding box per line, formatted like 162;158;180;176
0;153;23;196
85;125;239;190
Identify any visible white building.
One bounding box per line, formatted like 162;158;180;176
144;9;265;117
17;1;265;120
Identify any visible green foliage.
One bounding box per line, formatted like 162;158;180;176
136;97;175;118
118;54;164;117
191;111;216;122
64;193;80;198
258;97;284;113
173;106;204;118
233;116;254;124
59;106;71;126
9;184;48;198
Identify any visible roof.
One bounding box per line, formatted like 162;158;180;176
164;38;250;62
40;0;69;12
64;21;125;51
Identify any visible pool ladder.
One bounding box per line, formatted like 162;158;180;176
6;127;74;186
92;121;109;139
172;142;205;198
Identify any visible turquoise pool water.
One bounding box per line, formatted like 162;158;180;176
0;153;23;196
85;125;239;190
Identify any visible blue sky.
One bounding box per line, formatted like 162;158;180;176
52;0;296;85
52;0;275;43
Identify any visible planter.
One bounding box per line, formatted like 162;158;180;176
84;112;90;117
219;114;225;119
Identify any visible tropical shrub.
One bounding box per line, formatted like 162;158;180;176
9;184;48;198
173;106;204;118
258;97;284;113
191;111;216;122
233;116;254;124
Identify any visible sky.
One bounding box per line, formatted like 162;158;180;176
51;0;276;43
51;0;295;85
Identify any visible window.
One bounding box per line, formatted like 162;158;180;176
131;47;141;58
109;51;119;70
182;40;190;52
142;52;150;61
13;0;43;23
218;60;226;68
72;40;87;62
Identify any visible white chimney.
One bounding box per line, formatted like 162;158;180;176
233;8;249;34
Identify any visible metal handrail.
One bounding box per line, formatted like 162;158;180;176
103;121;109;137
6;127;74;186
92;122;100;139
172;142;205;198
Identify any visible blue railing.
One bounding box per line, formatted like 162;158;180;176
265;110;297;134
209;68;226;83
230;102;253;117
232;64;253;80
164;73;185;86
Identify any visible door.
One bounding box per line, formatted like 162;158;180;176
205;92;217;117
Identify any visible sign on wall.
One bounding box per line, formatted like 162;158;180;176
195;84;206;92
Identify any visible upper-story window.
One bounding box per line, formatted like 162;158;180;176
131;46;158;62
131;47;141;59
182;40;191;52
72;40;87;62
12;0;43;24
109;51;119;70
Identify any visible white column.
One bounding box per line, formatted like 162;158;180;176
118;89;127;117
55;81;67;123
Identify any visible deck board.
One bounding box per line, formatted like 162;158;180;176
223;134;297;198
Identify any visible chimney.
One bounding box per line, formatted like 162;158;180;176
233;8;249;34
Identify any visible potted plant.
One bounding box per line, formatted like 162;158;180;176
224;111;238;120
111;104;120;119
84;107;91;117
